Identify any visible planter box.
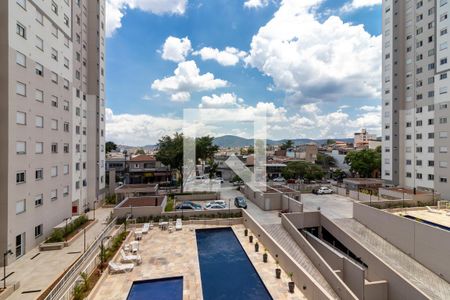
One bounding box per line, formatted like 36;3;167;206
0;282;19;300
64;219;98;247
39;242;64;251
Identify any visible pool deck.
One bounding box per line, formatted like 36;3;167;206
90;223;306;300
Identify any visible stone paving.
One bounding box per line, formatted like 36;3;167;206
91;223;307;300
5;207;113;300
334;218;450;300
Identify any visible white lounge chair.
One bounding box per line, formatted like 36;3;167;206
175;219;182;231
108;261;134;273
123;243;131;252
130;241;139;254
135;231;143;240
142;223;150;234
426;206;441;214
120;249;142;265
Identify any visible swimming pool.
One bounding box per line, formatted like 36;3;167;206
196;227;273;300
126;276;183;300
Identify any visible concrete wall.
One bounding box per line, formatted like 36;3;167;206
281;215;358;300
242;210;333;299
321;215;429;299
353;202;450;281
281;195;303;212
337;187;347;196
378;188;432;202
284;212;321;229
175;192;219;202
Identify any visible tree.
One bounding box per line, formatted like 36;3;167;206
207;159;219;179
105;141;117;153
196;136;219;163
155;133;184;188
315;153;336;170
280;140;294;150
344;149;381;178
326;139;336;145
240;146;254;155
282;161;324;181
135;148;145;155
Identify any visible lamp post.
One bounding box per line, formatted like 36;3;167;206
100;236;112;272
64;217;70;242
93;200;98;220
3;250;13;289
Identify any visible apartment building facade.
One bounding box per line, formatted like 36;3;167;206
382;0;450;199
0;0;105;266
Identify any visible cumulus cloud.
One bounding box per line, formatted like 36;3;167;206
245;0;381;104
244;0;269;9
199;93;244;108
193;47;247;66
161;36;192;62
106;0;188;37
360;105;381;112
151;60;228;102
341;0;381;12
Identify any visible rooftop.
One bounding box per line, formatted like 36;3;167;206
392;208;450;228
130;154;156;162
115;183;159;194
117;196;165;208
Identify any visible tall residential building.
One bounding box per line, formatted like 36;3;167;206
354;128;377;148
0;0;105;266
382;0;450;198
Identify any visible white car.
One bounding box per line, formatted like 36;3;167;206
206;200;226;207
317;187;333;194
273;177;286;183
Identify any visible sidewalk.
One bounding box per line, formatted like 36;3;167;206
4;207;112;300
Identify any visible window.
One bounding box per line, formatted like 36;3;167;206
35;10;43;24
16;111;26;125
16;0;26;9
441;58;448;65
440;117;448;124
35;115;43;128
76;181;80;189
406;172;412;178
417;147;423;153
51;143;58;153
51;72;58;83
35;142;43;154
63;79;69;89
51;1;58;14
35;36;43;50
35;168;43;180
16;51;26;67
440;87;448;94
64;57;69;69
440;161;448;168
441;177;448;183
429;161;435;167
63;143;69;153
429;132;434;139
34;224;43;238
16;141;26;154
440;131;448;138
440;103;448;109
64;15;69;27
34;194;44;206
428;174;434;181
63;186;69;197
35;89;43;102
76;107;80;116
51;96;58;107
16;199;26;214
63;164;69;175
16;23;26;38
417;173;423;179
63;122;69;132
16;171;25;184
51;48;58;61
428;146;434;153
50;189;57;201
35;63;43;76
440;146;448;153
417;160;422;166
16;82;26;96
51;24;58;37
51;119;58;130
51;166;58;177
63;100;69;111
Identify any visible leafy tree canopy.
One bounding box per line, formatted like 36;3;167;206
282;161;324;181
280;140;295;150
344;149;381;178
105;141;117;153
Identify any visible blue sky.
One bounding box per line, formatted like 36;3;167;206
105;0;382;146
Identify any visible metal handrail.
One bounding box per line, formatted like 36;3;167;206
44;217;117;300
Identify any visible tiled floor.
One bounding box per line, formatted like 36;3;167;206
91;223;306;300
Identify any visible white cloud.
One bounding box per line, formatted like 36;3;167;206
341;0;381;12
105;108;183;146
199;93;244;108
193;47;247;66
244;0;269;9
161;36;192;62
245;0;381;104
151;60;228;102
360;105;381;112
106;0;188;37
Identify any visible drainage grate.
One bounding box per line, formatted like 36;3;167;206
30;253;41;260
1;272;14;281
21;289;41;294
67;251;82;254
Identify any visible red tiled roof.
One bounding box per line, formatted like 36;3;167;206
130;154;156;162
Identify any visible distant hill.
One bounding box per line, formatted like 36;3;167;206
213;135;353;148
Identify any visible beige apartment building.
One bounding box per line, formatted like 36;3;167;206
0;0;105;266
382;0;450;199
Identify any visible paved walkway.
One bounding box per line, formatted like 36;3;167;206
5;207;112;300
219;186;339;298
334;218;450;300
301;193;354;219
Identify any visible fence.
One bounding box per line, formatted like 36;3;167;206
42;218;118;300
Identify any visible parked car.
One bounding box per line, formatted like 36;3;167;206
206;200;226;209
233;181;244;186
206;203;227;210
215;177;224;183
315;187;333;194
273;177;286;183
175;201;202;210
234;197;247;209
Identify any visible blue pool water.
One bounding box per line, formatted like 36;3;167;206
196;227;273;300
126;276;183;300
